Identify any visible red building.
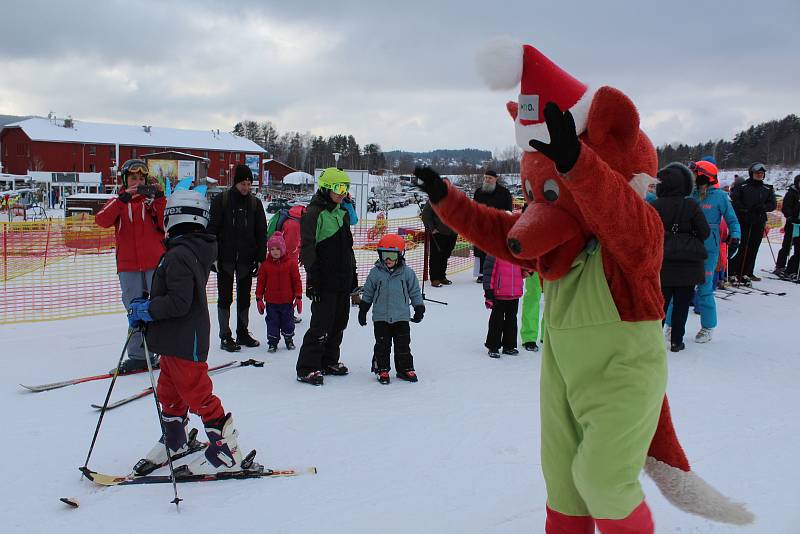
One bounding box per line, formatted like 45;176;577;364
0;116;266;188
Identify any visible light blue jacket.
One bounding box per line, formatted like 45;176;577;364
690;187;741;251
361;260;423;323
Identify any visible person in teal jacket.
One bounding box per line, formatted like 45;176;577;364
666;161;740;343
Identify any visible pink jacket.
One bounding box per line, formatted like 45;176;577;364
483;256;524;300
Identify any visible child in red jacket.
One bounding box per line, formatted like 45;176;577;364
255;231;302;352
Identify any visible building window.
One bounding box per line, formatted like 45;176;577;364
109;146;115;158
219;168;225;178
17;143;26;156
203;151;209;159
131;148;137;158
89;163;96;172
219;152;224;161
88;145;96;156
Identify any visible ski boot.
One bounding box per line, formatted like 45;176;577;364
502;348;519;355
297;370;324;386
285;336;295;350
748;274;762;282
396;369;418;382
112;356;159;375
663;326;671;342
322;362;349;376
695;327;713;344
377;370;391;384
670;342;685;353
522;342;539;352
267;343;278;353
488;349;501;358
236;332;260;348
187;413;243;475
134;414;191;476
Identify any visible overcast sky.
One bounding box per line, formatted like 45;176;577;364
1;0;797;154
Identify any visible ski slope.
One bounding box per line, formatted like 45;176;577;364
1;244;797;533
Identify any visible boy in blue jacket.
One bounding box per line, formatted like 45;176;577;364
358;234;425;384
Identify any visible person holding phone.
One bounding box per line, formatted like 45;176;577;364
95;158;166;373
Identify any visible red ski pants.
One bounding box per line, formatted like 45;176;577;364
157;355;225;423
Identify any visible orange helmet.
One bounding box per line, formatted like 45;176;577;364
376;233;406;252
694;160;719;186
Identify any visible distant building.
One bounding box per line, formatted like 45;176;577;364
263;158;297;185
0;116;266;189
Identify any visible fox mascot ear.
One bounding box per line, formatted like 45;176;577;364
506;101;518;121
585;86;640;151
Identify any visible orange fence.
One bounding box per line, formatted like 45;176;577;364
0;214;475;325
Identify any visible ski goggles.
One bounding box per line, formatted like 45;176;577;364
378;250;400;262
327;182;350;195
751;163;766;173
126;163;149;176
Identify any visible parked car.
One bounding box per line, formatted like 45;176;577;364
266;198;294;213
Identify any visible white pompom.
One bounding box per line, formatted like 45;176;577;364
475;37;523;90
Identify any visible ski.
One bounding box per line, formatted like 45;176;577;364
20;368;148;393
90;359;264;411
132;428;207;476
746;284;786;296
81;450;316;487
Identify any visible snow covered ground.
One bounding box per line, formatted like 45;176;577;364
1;243;798;533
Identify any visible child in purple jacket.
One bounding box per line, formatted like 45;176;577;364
482;254;524;358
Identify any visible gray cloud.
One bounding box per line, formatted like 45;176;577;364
1;0;797;153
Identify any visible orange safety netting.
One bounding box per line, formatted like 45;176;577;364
1;214;475;324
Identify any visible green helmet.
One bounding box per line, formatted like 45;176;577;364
318;168;351;195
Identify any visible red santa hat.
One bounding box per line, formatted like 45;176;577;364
475;38;595;153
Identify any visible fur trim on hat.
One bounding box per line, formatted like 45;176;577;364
475;37;523;90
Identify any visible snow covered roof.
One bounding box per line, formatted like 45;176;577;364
3;117;266;154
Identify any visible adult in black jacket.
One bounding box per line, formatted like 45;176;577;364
729;162;777;281
775;174;800;277
206;165;267;351
421;198;458;286
296;168;358;385
651;163;710;352
472;170;513;281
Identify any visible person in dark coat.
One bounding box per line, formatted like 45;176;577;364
472;170;513;282
128;189;248;476
775;174;800;277
295;168;358;386
207;164;268;351
729;162;777;282
421;195;458;287
651;163;710;352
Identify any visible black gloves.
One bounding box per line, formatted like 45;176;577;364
358;301;372;326
413;166;448;203
306;285;321;303
410;304;425;323
728;237;740;257
118;191;132;203
528;102;581;174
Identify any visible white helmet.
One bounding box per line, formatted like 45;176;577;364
164;189;210;232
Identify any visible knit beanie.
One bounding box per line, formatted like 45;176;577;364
267;231;286;257
233;164;253;185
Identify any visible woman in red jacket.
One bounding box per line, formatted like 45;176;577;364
255;231;302;353
95;159;166;373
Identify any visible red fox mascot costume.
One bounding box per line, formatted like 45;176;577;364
414;39;753;533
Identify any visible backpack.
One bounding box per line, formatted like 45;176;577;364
267;209;291;239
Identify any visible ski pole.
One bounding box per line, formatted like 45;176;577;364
80;328;135;476
765;226;777;265
141;328;182;507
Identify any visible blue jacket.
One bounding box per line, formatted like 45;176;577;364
361;260;423;323
690;187;741;251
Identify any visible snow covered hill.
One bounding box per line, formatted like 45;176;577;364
1;244;797;533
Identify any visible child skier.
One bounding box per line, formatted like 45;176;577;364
255;231;302;353
357;234;425;384
482;254;524;357
127;188;248;475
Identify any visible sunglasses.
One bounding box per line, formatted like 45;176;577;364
379;250;399;262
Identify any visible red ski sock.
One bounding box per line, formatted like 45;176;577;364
594;500;654;534
545;506;595;534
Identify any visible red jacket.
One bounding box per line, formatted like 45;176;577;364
255;254;302;305
282;205;304;264
95;194;166;272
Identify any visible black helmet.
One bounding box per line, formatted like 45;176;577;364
120;158;149;186
748;162;766;179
